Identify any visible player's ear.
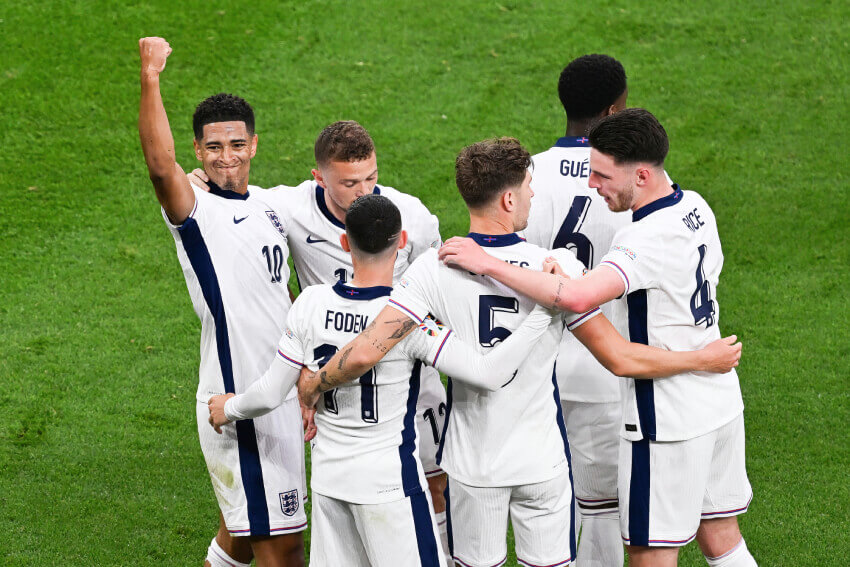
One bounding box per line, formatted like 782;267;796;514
311;168;324;186
501;188;516;212
340;233;351;252
193;138;203;161
249;134;258;158
397;230;408;250
635;165;651;186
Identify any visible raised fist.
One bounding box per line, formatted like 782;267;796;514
139;36;172;76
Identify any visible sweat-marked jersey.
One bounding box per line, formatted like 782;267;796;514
265;180;441;288
389;234;601;487
524;137;631;403
273;282;552;504
163;183;293;402
600;186;743;442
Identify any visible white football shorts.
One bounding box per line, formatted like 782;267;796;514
417;366;447;478
195;398;308;537
562;400;620;518
309;490;446;567
619;412;752;547
446;468;575;567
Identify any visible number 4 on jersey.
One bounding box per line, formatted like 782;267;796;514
690;244;716;328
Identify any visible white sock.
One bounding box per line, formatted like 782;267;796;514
435;511;453;565
206;537;251;567
705;538;757;567
576;511;624;567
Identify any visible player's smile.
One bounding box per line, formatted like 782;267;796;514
194;120;257;193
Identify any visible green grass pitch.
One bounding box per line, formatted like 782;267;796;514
1;1;848;564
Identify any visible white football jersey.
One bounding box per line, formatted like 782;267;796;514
163;184;293;402
389;235;601;487
600;186;744;442
265;180;441;288
524;137;632;403
276;282;452;504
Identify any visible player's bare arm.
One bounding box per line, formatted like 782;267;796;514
439;236;624;313
297;305;417;407
571;315;742;378
138;37;195;224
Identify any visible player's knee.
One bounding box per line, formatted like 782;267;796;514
697;517;743;558
207;537;252;567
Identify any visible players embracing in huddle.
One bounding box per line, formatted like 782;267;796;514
139;37;755;567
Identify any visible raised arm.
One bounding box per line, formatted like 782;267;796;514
438;237;623;313
138;37;195;224
297;305;418;407
428;304;554;391
571;315;741;379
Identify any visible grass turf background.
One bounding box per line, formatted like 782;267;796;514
1;0;848;564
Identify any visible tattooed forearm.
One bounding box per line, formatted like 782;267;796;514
337;346;352;370
552;278;565;309
388;319;418;339
318;370;332;390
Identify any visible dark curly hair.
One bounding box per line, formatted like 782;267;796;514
192;93;255;140
314;121;375;167
558;54;627;121
455;138;532;208
345;194;402;255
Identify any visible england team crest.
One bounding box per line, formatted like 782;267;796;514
265;210;286;237
279;489;299;516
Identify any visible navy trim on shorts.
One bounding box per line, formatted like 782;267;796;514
551;365;577;561
178;217;270;536
627;289;657;441
628;438;651;547
409;490;441;566
444;478;454;557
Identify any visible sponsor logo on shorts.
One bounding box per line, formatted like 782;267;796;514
279;489;299;516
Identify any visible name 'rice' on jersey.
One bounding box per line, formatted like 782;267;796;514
266;180;441;287
523;137;632;403
600;186;744;442
163;184;293;402
275;282;451;504
389;234;601;487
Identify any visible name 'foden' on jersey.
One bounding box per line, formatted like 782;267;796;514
324;310;370;334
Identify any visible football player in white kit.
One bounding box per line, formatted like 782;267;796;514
299;139;743;567
190;121;453;559
439;111;755;567
138;38;306;567
206;194;556;566
522;54;629;567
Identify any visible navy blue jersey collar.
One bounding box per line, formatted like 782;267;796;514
332;281;393;300
466;232;525;247
554;136;591;148
207;179;249;200
315;184;382;229
632;184;683;222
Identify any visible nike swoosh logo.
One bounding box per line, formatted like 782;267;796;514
233;216;249;224
306;235;328;244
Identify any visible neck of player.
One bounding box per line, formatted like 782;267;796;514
468;213;514;236
349;253;395;289
632;172;675;211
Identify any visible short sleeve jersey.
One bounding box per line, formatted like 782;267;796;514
275;282;454;504
163;184;292;402
600;186;744;442
389;234;601;487
524;137;632;403
264;180;441;288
